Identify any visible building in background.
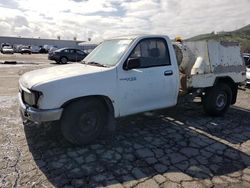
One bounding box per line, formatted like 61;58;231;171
78;41;99;53
0;36;99;53
0;36;83;49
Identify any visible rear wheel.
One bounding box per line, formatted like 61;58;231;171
61;99;107;145
202;83;232;116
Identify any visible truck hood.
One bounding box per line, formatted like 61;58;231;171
20;63;107;89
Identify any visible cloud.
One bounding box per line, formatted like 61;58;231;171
149;0;250;38
0;0;19;9
13;16;29;27
0;21;12;36
70;0;88;2
0;0;249;42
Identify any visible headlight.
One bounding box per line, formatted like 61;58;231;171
22;89;42;107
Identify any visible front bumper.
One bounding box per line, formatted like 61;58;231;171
2;51;14;54
48;54;59;61
48;55;55;60
18;93;63;123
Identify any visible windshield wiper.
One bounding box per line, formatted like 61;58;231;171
84;61;107;67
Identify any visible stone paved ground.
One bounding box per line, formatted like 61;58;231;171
0;62;250;187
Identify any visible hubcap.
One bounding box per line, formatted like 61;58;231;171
215;93;227;110
78;111;98;134
61;58;67;63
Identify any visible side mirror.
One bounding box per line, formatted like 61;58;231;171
124;58;140;70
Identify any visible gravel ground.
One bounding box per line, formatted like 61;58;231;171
0;54;250;188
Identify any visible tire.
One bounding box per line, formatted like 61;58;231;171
60;57;68;64
202;83;232;116
60;99;107;145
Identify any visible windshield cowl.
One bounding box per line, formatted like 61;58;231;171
82;61;108;67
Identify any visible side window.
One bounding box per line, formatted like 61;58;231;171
129;38;170;68
69;49;76;53
77;50;85;55
63;49;69;53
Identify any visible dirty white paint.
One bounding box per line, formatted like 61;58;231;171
18;35;180;118
185;41;246;88
17;35;245;121
0;64;34;68
187;72;246;88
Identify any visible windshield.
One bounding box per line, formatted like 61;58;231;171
83;39;132;67
3;46;12;49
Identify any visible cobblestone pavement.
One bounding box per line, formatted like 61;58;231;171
0;66;250;187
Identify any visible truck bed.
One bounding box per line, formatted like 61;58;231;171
178;40;246;89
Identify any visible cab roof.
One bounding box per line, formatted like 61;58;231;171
108;34;169;40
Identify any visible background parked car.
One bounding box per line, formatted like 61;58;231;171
48;46;58;53
48;48;87;64
20;46;32;54
43;45;58;53
1;43;11;53
39;46;48;54
243;53;250;65
246;66;250;85
13;44;22;53
30;45;40;53
1;46;14;54
244;53;250;85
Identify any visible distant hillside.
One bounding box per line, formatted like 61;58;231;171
187;24;250;52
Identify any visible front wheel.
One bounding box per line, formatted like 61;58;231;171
202;83;232;116
61;99;107;145
60;57;68;64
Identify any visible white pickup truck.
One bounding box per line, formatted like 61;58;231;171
19;35;246;145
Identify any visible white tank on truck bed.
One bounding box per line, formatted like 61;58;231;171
175;40;246;89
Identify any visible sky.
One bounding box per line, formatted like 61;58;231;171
0;0;249;42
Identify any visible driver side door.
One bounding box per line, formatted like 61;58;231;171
117;38;178;117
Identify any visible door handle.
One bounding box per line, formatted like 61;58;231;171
164;70;173;76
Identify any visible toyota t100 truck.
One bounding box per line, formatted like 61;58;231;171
18;35;246;145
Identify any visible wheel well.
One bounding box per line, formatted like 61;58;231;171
214;77;238;104
61;95;114;116
60;56;68;60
